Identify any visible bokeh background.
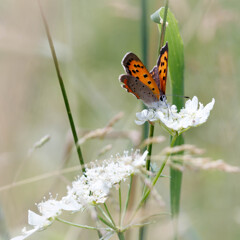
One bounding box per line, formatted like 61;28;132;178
0;0;240;239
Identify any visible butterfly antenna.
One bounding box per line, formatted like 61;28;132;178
166;94;190;99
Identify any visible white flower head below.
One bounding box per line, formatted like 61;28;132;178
135;96;215;135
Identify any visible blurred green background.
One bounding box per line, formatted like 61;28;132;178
0;0;240;239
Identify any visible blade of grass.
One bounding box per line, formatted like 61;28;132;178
159;7;185;240
37;0;85;173
152;8;185;237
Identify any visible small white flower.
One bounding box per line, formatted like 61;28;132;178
11;150;148;240
135;96;215;135
37;198;62;219
11;198;62;240
135;109;158;125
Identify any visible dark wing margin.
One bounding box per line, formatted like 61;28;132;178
119;74;140;99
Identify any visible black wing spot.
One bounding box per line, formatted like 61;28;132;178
134;64;137;67
164;56;167;61
127;62;130;66
132;70;136;73
137;64;140;67
152;88;155;91
164;69;166;73
136;70;139;72
143;74;148;78
148;81;151;84
141;66;144;68
159;70;162;74
161;62;164;66
163;76;166;81
136;76;139;79
129;70;132;74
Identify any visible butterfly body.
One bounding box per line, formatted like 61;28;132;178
119;42;168;109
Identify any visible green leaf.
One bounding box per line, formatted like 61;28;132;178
152;7;185;240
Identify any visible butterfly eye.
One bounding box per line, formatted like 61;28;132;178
160;95;167;102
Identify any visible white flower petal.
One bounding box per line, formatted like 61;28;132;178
10;227;39;240
28;210;47;227
136;96;215;134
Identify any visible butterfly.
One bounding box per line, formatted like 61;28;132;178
119;42;168;109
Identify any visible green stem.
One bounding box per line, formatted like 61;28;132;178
119;182;122;226
139;0;149;238
141;0;148;68
117;232;125;240
98;216;117;231
37;0;85;173
121;175;133;226
131;133;178;221
56;217;101;230
145;124;155;171
159;0;169;52
141;0;149;142
104;203;116;227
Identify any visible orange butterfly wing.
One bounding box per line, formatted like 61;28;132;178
157;42;168;95
121;53;160;100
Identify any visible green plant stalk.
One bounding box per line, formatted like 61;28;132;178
129;134;177;225
37;0;85;173
98;216;117;231
119;182;122;226
104;203;116;228
138;133;177;210
117;232;125;240
141;0;149;141
121;175;133;227
139;0;149;238
56;217;101;230
170;135;184;240
97;205;114;226
145;124;154;171
139;123;154;240
159;0;168;53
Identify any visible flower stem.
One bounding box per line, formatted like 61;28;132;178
121;175;133;227
131;133;178;221
117;232;125;240
37;0;85;173
56;217;100;230
119;182;122;226
104;203;116;228
146;124;155;171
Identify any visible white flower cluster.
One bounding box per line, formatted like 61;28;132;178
136;96;215;135
11;150;148;240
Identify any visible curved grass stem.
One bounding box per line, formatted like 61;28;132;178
37;0;85;173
